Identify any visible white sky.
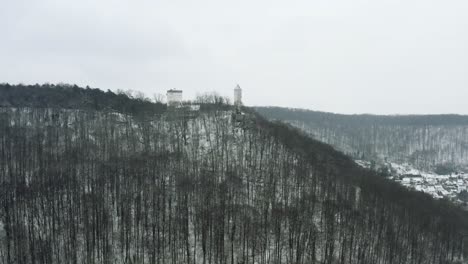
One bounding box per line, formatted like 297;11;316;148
1;0;467;114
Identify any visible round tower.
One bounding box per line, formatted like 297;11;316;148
234;85;242;106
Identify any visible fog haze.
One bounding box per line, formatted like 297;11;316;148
1;0;467;114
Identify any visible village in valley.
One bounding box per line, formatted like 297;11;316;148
355;160;468;208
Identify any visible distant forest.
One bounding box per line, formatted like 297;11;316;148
0;84;467;264
0;83;168;115
255;106;468;172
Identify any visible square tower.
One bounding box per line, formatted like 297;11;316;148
167;89;183;106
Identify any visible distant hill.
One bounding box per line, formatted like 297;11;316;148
0;84;467;263
255;106;468;172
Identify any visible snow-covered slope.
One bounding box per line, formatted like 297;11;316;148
256;107;468;172
0;104;467;264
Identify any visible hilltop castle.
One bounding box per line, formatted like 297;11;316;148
166;85;243;106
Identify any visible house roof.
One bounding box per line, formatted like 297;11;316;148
167;89;183;93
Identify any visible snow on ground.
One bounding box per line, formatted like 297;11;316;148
355;160;468;207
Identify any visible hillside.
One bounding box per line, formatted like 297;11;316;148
0;84;467;264
255;106;468;172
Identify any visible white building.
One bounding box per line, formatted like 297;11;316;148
167;89;183;106
234;85;242;106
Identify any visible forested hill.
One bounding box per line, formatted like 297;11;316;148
0;83;166;115
255;106;468;172
1;84;468;264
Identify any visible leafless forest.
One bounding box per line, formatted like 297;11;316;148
256;107;468;172
0;85;467;264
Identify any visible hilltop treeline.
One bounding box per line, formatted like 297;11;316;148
0;83;167;115
255;106;468;171
0;83;231;115
0;85;467;264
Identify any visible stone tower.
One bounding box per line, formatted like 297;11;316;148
234;85;242;106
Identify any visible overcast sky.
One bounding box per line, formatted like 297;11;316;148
1;0;467;114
